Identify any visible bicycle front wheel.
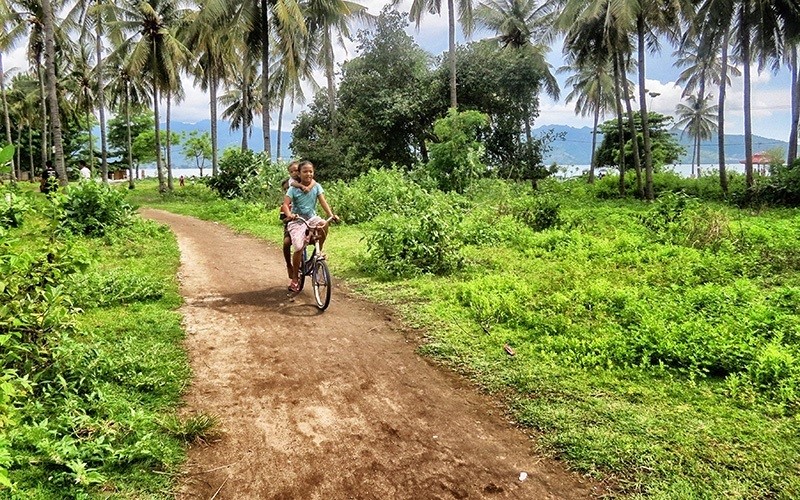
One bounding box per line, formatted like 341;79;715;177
312;259;332;310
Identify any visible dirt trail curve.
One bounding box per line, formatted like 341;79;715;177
141;209;601;499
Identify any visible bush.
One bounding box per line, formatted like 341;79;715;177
0;186;31;229
205;149;264;199
502;194;561;232
363;193;464;276
59;181;134;236
428;109;490;193
325;168;429;224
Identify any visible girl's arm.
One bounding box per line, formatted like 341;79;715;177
317;193;338;221
289;178;315;193
281;195;294;219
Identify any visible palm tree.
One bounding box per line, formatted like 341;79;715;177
1;0;27;179
40;0;66;182
475;0;558;144
220;56;261;151
674;31;740;192
400;0;476;109
112;0;190;192
270;13;318;159
303;0;372;135
182;7;236;176
675;94;718;177
66;44;97;170
224;0;306;157
561;58;615;183
697;0;800;189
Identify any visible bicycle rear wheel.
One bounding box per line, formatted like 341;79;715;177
312;259;332;310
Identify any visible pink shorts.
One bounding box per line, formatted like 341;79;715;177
287;216;324;253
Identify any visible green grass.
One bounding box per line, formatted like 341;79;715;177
1;185;193;498
126;177;800;498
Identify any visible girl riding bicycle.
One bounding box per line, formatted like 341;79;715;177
281;161;339;293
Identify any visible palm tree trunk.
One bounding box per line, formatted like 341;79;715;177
277;92;285;159
242;75;250;151
85;96;94;171
621;55;643;197
37;62;48;174
166;93;174;190
42;0;66;184
788;46;799;165
742;5;753;189
0;54;15;180
27;127;34;180
447;0;457;109
153;43;166;192
589;105;599;184
637;15;653;200
613;53;626;196
210;74;219;176
718;32;729;194
126;83;135;190
260;0;271;156
326;32;337;136
96;14;109;184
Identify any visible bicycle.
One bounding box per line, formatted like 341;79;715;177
291;215;335;311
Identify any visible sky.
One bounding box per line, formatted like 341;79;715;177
3;0;796;143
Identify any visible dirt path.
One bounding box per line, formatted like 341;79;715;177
141;209;601;499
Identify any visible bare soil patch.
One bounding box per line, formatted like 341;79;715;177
141;209;603;499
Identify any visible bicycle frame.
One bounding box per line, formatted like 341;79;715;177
291;216;334;310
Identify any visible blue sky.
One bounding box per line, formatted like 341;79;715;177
4;0;795;143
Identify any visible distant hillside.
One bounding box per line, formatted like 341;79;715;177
534;124;790;165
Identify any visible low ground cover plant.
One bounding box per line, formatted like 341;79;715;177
130;168;800;497
1;187;198;497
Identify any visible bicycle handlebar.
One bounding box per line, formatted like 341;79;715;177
291;214;337;227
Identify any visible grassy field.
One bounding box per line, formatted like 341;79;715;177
1;181;204;498
128;175;800;498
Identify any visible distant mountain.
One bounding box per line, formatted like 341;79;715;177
533;124;790;165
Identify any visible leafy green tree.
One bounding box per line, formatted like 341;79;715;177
181;130;212;176
292;7;442;178
596;112;685;181
447;40;554;180
109;109;156;179
428;108;489;193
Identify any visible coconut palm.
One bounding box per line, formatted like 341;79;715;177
106;52;152;188
270;13;319;159
111;0;190;192
220;56;261;151
1;0;27;179
696;0;800;188
399;0;477;109
303;0;372;135
675;94;718;177
561;59;615;183
40;0;66;182
181;6;236;176
475;0;558;144
221;0;305;156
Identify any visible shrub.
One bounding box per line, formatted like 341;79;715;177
325;168;429;224
363;194;464;276
205;149;264;199
59;182;134;236
0;186;31;229
502;194;561;232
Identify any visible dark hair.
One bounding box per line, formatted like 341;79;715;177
298;160;314;171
